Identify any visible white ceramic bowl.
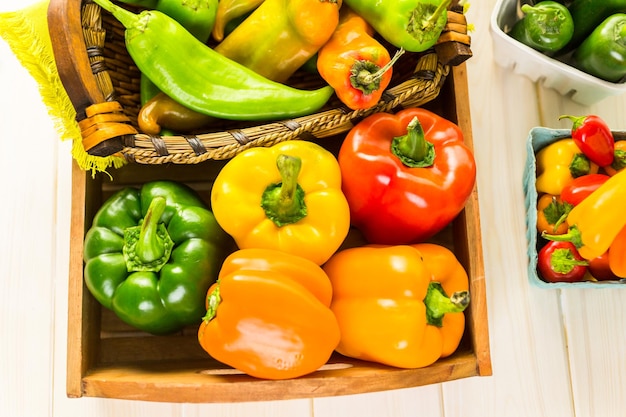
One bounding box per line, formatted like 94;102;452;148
491;0;626;105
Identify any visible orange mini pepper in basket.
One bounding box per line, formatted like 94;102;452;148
322;243;470;369
608;225;626;278
198;248;340;380
316;6;404;110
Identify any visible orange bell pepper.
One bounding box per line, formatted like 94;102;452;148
536;194;570;235
198;248;340;379
322;243;470;369
604;140;626;176
316;6;403;110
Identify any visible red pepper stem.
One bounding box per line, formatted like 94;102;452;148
559;114;585;130
261;154;308;227
424;0;453;31
391;117;436;168
424;282;469;328
357;48;406;86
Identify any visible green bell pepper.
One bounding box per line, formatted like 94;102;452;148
561;0;626;53
572;13;626;83
508;1;574;54
83;180;233;335
342;0;452;53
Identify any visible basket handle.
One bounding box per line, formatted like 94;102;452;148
48;0;105;120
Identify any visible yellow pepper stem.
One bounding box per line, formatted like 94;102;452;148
424;282;469;327
261;154;308;227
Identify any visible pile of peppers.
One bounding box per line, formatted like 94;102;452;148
507;0;626;83
534;114;626;283
92;0;459;134
82;0;480;380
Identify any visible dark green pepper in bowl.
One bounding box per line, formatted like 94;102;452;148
572;13;626;83
508;1;574;53
83;180;233;335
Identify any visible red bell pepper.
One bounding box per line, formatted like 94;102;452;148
338;108;476;244
537;240;588;283
560;173;610;206
559;114;615;167
588;251;619;281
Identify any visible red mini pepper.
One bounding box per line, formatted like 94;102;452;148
537;240;588;283
559;114;615;167
560;173;610;206
338;108;476;245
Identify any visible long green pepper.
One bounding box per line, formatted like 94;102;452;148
92;0;334;121
342;0;452;52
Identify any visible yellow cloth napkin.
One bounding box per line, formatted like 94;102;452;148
0;0;126;174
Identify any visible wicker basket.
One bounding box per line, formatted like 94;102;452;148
48;0;472;165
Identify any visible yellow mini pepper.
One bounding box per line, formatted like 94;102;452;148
535;138;599;195
544;167;626;260
323;243;470;369
210;140;350;265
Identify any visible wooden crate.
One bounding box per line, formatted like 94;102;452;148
66;64;491;403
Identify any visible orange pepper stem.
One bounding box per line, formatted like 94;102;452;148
391;116;436;167
351;48;405;94
261;154;308;227
424;282;469;327
542;224;584;249
123;196;174;272
203;284;221;322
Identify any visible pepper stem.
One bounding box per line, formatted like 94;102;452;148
423;0;453;31
202;283;221;322
261;154;308;227
355;48;406;88
391;116;436;168
542;224;584;249
559;115;585;130
424;282;469;327
122;196;174;272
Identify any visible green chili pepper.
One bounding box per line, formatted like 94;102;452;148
342;0;452;53
508;1;574;54
561;0;626;53
572;13;626;83
93;0;334;121
83;181;233;335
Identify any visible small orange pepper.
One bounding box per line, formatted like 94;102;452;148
316;6;403;110
536;194;570;235
198;248;340;379
604;140;626;176
322;243;469;369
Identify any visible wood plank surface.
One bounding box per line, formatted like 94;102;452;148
1;0;626;416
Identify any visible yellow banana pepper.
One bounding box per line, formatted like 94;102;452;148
544;167;626;260
210;140;351;265
535;138;599;195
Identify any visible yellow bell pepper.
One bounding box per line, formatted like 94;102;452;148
322;243;470;369
535;138;599;195
210;140;350;265
544;167;626;260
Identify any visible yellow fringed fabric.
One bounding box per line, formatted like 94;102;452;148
0;0;126;175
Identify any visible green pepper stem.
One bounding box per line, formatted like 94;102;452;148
423;0;453;31
136;196;167;263
542;224;584;249
391;116;436;168
559;115;585;130
92;0;139;28
424;282;469;327
261;154;308;227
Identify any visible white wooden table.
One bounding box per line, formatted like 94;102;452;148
1;1;625;416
